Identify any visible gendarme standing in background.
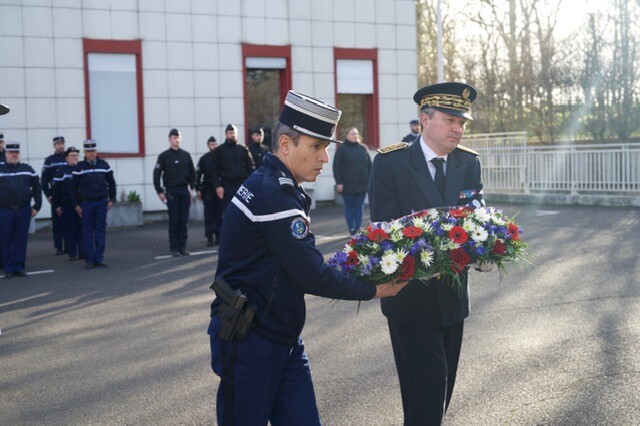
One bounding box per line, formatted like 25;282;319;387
71;140;116;269
42;136;67;255
153;128;196;257
368;82;485;425
248;127;271;168
0;143;42;277
196;136;223;247
212;124;255;212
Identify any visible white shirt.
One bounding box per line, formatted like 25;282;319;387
418;136;448;180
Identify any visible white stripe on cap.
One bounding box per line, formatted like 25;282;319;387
232;196;309;222
293;125;335;141
284;99;336;124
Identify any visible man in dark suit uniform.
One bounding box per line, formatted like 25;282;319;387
368;82;486;425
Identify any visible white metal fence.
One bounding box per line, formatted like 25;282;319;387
464;135;640;195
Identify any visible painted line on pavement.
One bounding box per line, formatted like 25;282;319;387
155;250;218;260
536;210;560;216
1;269;54;278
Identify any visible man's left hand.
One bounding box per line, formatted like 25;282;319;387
107;201;114;210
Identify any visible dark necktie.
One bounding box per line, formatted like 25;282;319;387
431;158;446;198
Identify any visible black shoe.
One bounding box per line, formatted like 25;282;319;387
14;270;28;277
55;249;63;256
179;249;191;256
207;237;214;247
94;261;109;268
85;263;94;270
69;256;78;262
171;251;181;257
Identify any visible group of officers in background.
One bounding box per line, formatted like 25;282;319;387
0;128;116;277
153;124;270;256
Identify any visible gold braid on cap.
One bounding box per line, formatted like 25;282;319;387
419;93;472;113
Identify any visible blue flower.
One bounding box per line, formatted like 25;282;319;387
380;241;394;252
474;246;486;255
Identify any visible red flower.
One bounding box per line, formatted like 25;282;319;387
402;226;423;239
348;237;357;246
346;251;359;266
368;228;390;242
450;248;470;274
493;241;507;255
507;223;520;241
450;207;471;218
449;226;468;244
398;256;415;281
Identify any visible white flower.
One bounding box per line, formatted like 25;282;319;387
472;207;491;222
412;217;425;229
440;240;460;250
420;250;434;268
427;209;439;220
358;254;370;264
470;225;489;242
462;219;475;232
492;216;506;226
367;242;380;252
441;223;453;232
380;253;399;275
390;231;404;243
343;244;352;253
389;221;403;233
394;248;409;263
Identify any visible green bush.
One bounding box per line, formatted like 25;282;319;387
126;190;141;202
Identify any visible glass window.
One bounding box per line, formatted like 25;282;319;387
87;53;139;154
83;39;145;157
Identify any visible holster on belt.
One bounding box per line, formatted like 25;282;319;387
210;277;255;342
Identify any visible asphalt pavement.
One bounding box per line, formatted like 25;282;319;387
1;202;639;424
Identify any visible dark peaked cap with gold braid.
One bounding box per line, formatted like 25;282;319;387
413;82;478;120
278;90;342;143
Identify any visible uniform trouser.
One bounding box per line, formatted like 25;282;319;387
81;199;107;264
202;187;222;240
0;206;31;274
166;188;190;251
51;203;64;250
342;192;367;234
387;319;464;426
61;204;83;258
208;316;321;426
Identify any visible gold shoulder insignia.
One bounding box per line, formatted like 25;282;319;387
377;142;409;154
456;144;479;156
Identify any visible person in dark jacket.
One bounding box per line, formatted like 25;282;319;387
369;82;487;425
51;146;83;261
247;127;270;168
42;136;67;255
0;143;42;277
208;90;407;425
153;128;197;256
212;124;255;211
332;127;372;235
196;136;222;247
71;140;116;269
401;119;421;143
0;132;5;165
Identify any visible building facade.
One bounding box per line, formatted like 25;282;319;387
0;0;418;213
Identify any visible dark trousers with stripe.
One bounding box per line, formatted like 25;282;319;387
208;316;321;425
51;203;64;251
387;319;464;425
202;187;222;240
81;199;107;264
61;204;83;258
166;188;190;251
0;206;31;274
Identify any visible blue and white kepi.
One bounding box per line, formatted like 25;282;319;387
278;91;342;143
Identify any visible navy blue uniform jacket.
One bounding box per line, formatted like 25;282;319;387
70;158;116;206
0;162;42;210
211;153;376;347
41;153;67;198
368;140;484;326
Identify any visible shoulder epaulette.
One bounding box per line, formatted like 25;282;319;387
377;142;409;154
456;144;479;156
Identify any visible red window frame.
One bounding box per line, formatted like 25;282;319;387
333;48;379;148
241;43;292;144
83;39;145;158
